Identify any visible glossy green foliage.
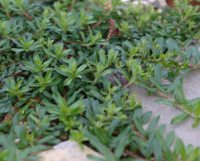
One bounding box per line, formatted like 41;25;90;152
0;0;200;160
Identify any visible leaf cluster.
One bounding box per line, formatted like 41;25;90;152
0;0;200;160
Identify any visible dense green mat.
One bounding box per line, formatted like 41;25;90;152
0;0;200;160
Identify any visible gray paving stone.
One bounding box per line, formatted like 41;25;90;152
122;0;167;8
131;69;200;146
38;141;102;161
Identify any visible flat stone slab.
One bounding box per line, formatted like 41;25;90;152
132;69;200;147
38;141;101;161
123;0;167;8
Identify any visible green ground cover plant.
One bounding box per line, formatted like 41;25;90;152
0;0;200;160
